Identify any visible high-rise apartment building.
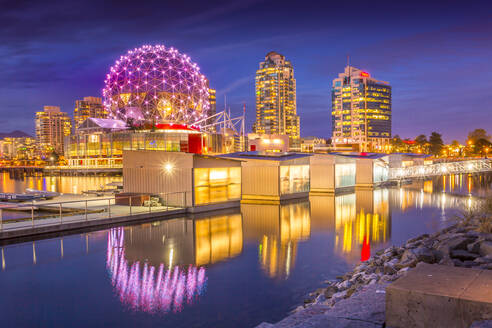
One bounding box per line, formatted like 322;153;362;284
73;97;106;132
35;106;72;156
253;52;300;148
331;66;391;152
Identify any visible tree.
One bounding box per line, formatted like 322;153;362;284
390;135;405;153
475;138;492;157
450;140;462;157
429;132;444;156
468;129;490;143
415;134;428;153
415;134;427;145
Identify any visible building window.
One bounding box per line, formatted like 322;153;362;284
280;165;309;194
194;167;241;205
335;163;356;188
373;162;388;183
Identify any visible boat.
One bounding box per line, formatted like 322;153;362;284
106;181;123;189
25;189;60;199
0;193;40;202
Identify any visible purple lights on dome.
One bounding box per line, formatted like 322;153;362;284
103;45;210;125
107;228;207;314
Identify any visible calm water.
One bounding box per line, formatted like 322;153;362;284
0;173;490;328
0;172;122;194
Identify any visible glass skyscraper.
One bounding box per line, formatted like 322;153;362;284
253;52;300;148
331;66;391;152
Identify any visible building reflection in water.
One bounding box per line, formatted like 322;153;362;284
0;173;122;194
310;189;391;263
106;214;243;314
107;227;206;314
241;202;310;279
406;173;492;199
195;214;243;266
106;185;475;306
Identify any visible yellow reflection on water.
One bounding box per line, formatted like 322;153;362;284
333;190;390;262
242;202;310;279
195;214;243;266
0;175;122;194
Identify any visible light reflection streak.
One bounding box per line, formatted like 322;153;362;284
107;228;207;314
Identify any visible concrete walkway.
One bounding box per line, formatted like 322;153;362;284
0;194;184;241
386;263;492;328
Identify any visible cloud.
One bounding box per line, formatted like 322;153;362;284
217;75;253;96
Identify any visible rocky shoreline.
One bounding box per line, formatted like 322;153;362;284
255;204;492;328
302;222;492;310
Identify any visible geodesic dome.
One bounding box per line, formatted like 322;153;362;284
102;45;210;126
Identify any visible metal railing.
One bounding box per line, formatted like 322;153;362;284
0;191;190;232
389;159;492;180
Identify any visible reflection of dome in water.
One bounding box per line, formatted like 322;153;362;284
107;228;206;314
102;44;210;125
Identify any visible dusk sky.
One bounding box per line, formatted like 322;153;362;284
1;0;491;142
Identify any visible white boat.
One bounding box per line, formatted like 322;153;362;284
25;189;60;199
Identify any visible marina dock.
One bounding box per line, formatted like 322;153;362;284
0;193;187;243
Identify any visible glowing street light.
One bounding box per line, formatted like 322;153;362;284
163;162;174;174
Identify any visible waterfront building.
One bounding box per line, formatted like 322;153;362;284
0;136;36;162
102;45;210;126
65;45;245;169
309;152;389;194
73;97;106;133
300;136;329;153
219;152;311;203
66;120;205;168
331;66;391;152
247;133;289;153
253;52;300;149
35;106;72;157
122;150;242;211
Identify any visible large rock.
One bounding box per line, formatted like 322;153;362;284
400;249;417;262
413;246;436;263
324;285;338;298
480;241;492;257
441;236;475;252
451;249;480;261
468;241;482;254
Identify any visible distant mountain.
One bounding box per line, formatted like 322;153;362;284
0;130;32;139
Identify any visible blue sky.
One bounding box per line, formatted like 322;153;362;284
1;0;491;142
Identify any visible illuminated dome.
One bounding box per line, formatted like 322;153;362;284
103;44;210;125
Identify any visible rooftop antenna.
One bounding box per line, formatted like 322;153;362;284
223;95;227;132
242;103;246;138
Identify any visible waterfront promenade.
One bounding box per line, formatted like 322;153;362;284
0;193;186;242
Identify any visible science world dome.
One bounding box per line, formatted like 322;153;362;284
102;44;210;126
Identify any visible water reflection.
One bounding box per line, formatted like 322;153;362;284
1;185;479;321
406;172;492;198
310;190;391;263
0;172;122;194
107;227;207;314
195;214;243;266
242;202;310;279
